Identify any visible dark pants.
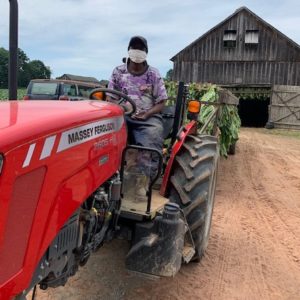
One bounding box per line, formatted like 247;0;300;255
126;115;164;179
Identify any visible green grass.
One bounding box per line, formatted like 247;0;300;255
261;128;300;139
0;88;27;100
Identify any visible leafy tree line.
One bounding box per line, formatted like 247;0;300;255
165;69;173;81
0;47;51;88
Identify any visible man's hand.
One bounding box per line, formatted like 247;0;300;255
131;101;166;121
106;95;119;103
131;110;149;120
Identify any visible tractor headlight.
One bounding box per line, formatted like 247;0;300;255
0;154;3;174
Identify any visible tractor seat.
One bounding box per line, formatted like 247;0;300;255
161;105;175;139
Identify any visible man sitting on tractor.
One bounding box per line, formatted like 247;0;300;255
107;36;168;200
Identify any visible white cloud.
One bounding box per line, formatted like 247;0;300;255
0;0;299;80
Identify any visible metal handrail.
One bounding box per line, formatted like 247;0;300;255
120;145;163;215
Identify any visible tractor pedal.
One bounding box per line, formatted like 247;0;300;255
182;245;196;264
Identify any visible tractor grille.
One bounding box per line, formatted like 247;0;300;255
0;167;46;284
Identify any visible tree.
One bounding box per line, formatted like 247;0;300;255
18;48;30;87
165;69;173;81
0;47;51;88
0;47;9;88
28;60;51;79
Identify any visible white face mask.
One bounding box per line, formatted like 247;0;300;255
128;49;147;63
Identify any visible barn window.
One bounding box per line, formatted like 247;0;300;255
245;30;259;45
223;30;237;48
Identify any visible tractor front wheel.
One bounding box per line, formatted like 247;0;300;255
169;134;219;261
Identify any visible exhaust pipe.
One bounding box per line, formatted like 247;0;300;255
8;0;18;100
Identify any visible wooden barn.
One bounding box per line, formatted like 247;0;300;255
171;7;300;128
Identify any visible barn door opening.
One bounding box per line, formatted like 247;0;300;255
238;98;270;127
226;86;271;128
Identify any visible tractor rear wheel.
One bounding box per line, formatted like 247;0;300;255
228;142;236;155
169;134;219;261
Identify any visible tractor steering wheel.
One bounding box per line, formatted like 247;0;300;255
89;88;136;116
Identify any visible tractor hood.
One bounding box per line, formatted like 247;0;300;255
0;100;124;152
0;100;127;297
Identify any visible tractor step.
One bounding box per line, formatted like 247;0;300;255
182;245;196;264
121;190;168;220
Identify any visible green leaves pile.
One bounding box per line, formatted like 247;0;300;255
189;83;216;132
165;81;241;157
217;102;241;157
164;81;177;105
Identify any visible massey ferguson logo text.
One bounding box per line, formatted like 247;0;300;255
22;117;124;168
95;123;115;134
67;123;115;144
57;118;123;152
68;128;94;144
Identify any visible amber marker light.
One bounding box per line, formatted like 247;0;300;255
92;91;105;100
188;100;201;113
187;100;201;121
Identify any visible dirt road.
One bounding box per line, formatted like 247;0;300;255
36;128;300;300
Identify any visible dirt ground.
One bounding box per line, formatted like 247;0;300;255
35;128;300;300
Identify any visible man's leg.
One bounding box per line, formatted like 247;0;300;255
125;116;163;201
131;116;164;179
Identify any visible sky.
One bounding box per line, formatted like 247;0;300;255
0;0;300;81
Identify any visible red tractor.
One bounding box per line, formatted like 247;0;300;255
0;3;219;299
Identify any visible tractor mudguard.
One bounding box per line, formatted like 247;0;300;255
126;203;185;277
160;120;197;197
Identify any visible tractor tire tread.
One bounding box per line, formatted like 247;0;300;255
169;134;219;261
